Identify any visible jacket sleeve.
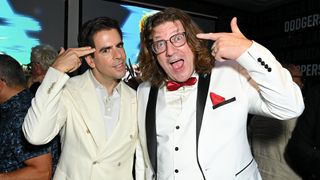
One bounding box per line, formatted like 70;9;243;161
236;41;304;120
285;84;320;179
22;67;70;145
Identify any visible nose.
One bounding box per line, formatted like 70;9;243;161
165;41;177;56
113;47;123;60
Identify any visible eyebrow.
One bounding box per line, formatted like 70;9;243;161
99;46;112;53
98;41;123;53
153;29;180;40
116;42;124;47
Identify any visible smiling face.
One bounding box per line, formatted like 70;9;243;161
152;20;195;82
85;29;126;84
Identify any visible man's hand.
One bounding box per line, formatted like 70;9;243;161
52;46;96;73
196;17;252;61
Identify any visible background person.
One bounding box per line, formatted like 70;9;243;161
248;64;304;180
0;54;53;180
27;44;58;95
26;44;61;174
285;82;320;180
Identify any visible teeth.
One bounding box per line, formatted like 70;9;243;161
169;59;180;64
169;59;182;64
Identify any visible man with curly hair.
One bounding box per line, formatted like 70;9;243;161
135;7;304;180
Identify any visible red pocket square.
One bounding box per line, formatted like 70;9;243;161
210;92;225;106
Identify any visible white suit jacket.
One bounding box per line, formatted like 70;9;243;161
23;68;138;180
135;42;304;180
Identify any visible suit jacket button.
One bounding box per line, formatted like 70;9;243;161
268;68;272;72
257;58;262;62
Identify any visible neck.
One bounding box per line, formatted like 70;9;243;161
0;86;25;104
94;76;120;96
103;80;120;95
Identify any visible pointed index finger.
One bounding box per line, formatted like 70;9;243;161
196;32;230;41
76;47;96;57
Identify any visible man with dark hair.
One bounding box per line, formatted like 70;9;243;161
135;7;304;180
0;54;52;180
23;17;138;180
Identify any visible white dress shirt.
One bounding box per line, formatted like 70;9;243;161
156;75;203;180
90;72;120;139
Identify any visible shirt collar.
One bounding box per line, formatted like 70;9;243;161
89;70;121;96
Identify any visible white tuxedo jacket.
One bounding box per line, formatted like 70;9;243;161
23;68;138;180
135;42;304;180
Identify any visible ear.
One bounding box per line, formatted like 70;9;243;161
34;63;43;74
84;55;96;69
0;79;6;90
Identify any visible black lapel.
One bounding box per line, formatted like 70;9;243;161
145;86;158;175
196;73;211;141
196;73;211;179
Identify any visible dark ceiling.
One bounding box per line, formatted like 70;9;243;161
200;0;298;12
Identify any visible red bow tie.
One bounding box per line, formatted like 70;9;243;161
166;77;197;91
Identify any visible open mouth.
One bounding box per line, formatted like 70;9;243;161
170;59;184;70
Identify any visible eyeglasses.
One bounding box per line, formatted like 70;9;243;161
151;32;186;54
26;62;32;71
26;61;39;71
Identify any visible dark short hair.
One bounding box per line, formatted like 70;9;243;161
78;17;122;48
138;7;214;87
0;54;26;87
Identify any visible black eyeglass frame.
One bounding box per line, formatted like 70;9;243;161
151;32;187;55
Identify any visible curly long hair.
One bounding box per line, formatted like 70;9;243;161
138;7;214;87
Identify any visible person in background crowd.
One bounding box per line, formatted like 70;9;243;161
26;44;61;175
22;16;138;180
285;81;320;180
0;54;53;180
135;7;304;180
248;64;304;180
27;44;58;95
